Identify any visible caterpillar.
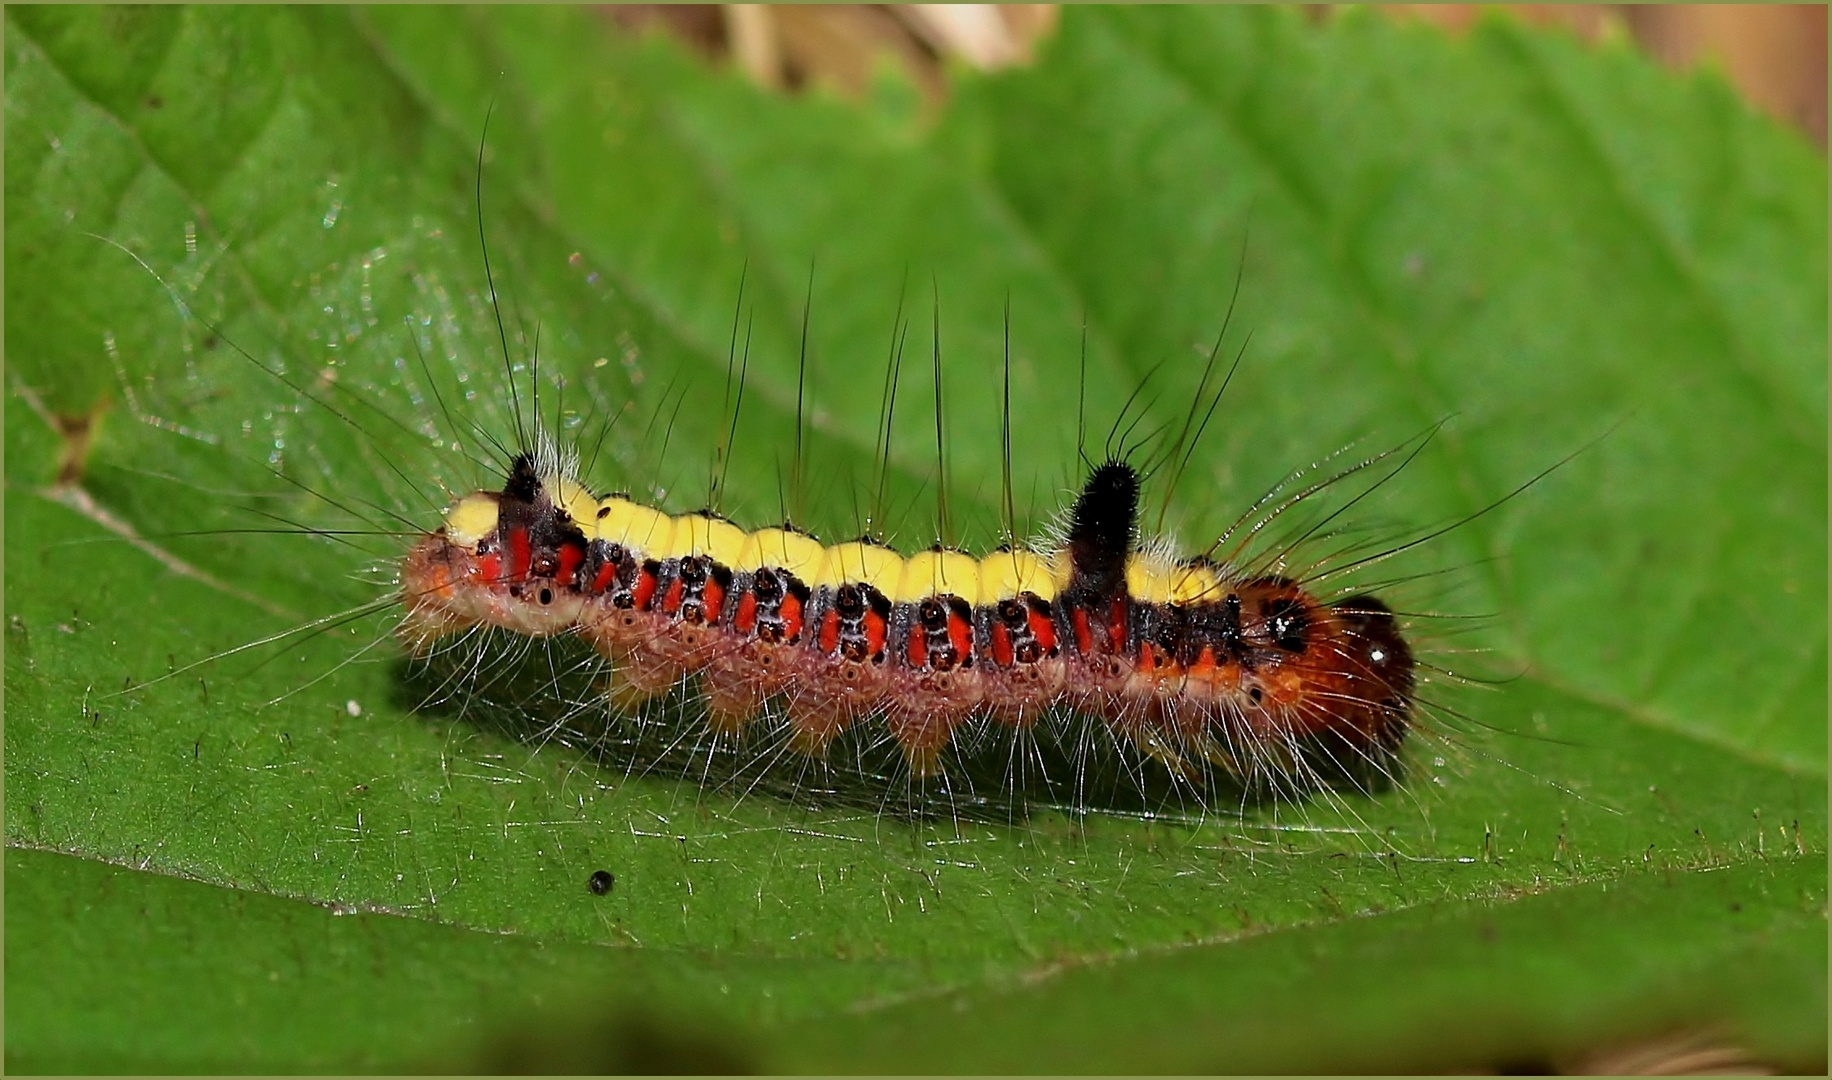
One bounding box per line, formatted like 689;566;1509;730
339;132;1441;815
83;130;1478;822
398;442;1416;793
74;106;1509;825
19;15;1818;1075
98;208;1457;824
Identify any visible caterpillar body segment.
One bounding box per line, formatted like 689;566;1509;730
400;451;1415;786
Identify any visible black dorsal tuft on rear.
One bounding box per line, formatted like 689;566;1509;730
1066;459;1140;600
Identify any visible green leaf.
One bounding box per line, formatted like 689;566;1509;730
11;844;1825;1073
7;5;1825;1072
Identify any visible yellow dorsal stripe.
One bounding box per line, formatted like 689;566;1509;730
978;548;1068;601
896;549;983;605
673;513;750;565
814;541;905;591
737;528;827;579
449;485;1260;609
595;496;675;555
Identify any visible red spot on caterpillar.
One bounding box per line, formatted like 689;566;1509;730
1105;599;1127;651
556;542;583;587
818;609;840;654
947;610;972;661
907;625;928;668
862;610;887;658
476;551;502;585
593;562;615;595
661;577;684;614
1028;608;1055;655
780;592;804;642
701;579;725;625
1071;608;1092;656
734;591;758;633
990;622;1014;667
632;569;658;610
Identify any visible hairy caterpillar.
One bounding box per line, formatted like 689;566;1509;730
334;111;1464;818
88;134;1486;824
15;12;1822;1077
349;188;1475;824
52;71;1517;829
399;439;1416;793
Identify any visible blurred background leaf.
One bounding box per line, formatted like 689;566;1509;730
6;5;1824;1072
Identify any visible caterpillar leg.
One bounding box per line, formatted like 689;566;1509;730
885;668;985;777
604;651;679;713
579;611;682;713
700;640;794;736
981;657;1065;727
781;655;887;756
